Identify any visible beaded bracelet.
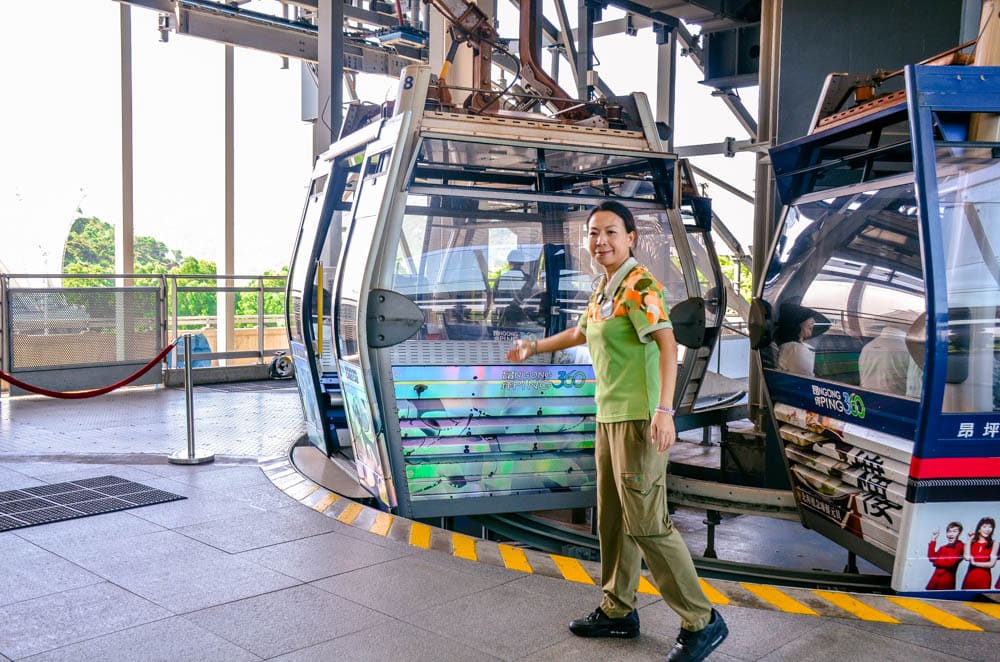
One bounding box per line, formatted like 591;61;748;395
655;405;676;415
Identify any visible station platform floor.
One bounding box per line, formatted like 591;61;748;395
1;381;999;661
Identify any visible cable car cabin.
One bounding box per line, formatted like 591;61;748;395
286;65;730;519
753;65;1000;596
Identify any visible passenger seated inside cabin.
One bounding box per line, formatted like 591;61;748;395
775;302;827;377
859;310;920;397
495;249;529;296
494;249;536;326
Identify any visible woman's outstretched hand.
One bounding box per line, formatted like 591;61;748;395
506;339;532;363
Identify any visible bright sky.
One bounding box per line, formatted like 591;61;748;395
0;0;756;276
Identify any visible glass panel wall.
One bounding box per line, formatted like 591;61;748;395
761;180;926;399
388;193;685;363
413;138;667;200
936;147;1000;413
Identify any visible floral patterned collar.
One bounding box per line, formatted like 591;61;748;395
597;257;638;303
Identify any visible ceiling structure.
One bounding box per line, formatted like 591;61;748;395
114;0;766;266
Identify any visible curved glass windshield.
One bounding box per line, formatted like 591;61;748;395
761;180;926;400
937;147;1000;413
387;193;686;364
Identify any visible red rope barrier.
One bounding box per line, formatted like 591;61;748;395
0;341;179;400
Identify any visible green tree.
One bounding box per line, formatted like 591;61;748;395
59;215;292;331
63;217;115;287
61;216;211;319
234;267;288;326
62;216;183;286
718;255;753;303
174;256;218;319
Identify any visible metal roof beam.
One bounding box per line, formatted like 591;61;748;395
117;0;426;69
118;0;318;61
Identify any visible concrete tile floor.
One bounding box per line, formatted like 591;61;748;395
0;385;998;660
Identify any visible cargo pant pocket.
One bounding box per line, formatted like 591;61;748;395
619;472;671;537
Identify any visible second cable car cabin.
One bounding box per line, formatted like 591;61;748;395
752;64;1000;595
287;65;730;519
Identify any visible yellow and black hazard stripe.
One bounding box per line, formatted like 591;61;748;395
261;457;1000;633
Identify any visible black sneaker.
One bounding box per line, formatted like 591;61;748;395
665;609;728;662
568;607;640;638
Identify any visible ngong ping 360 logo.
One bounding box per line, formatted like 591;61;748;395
811;385;866;419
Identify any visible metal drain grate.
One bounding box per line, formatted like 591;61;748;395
118;489;185;506
21;482;81;496
71;476;129;489
96;482;157;496
196;381;297;393
69;498;134;515
0;476;185;532
47;490;110;505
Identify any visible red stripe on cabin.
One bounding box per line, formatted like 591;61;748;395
909;456;1000;479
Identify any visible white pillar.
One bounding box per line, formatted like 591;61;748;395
218;44;236;366
117;4;136;362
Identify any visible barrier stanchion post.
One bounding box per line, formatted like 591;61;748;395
169;333;215;465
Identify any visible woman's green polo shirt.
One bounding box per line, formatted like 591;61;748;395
578;258;673;423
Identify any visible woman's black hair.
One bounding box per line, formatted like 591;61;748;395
973;516;996;546
587;200;637;255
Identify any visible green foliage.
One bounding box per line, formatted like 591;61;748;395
718;255;753;302
59;215;285;322
174;256;219;318
63;217;115;288
234;267;288;326
62;216;184;287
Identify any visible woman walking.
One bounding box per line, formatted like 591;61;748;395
507;200;727;662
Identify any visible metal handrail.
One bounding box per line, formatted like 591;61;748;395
0;272;288;372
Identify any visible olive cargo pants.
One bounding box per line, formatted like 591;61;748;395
596;420;713;631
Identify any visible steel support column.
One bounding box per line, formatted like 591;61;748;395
749;0;782;419
576;0;597;100
315;0;344;158
552;0;580;91
655;26;676;150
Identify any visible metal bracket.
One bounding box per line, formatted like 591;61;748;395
366;289;425;348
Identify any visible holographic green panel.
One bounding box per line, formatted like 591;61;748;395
406;454;597;498
392;364;598;502
402;432;594;456
393;365;596;400
397;396;597;419
399;415;594;438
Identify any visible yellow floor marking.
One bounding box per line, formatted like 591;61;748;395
638;576;659;595
410;521;432;549
813;590;899;623
700;579;731;606
287;483;319;500
887;597;983;631
741;584;818;615
369;512;394;537
498;544;533;573
551;555;596;584
967;602;1000;620
311;493;340;513
337;502;364;525
452;533;478;561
